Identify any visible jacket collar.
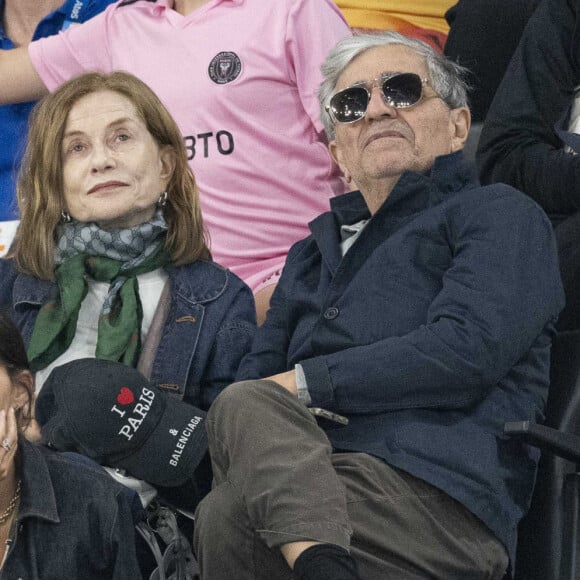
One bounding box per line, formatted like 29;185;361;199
17;437;59;524
13;272;55;308
165;261;229;305
326;150;479;228
12;260;229;307
309;150;478;276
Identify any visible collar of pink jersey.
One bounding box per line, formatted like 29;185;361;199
162;0;244;10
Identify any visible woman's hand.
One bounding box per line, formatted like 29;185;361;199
0;408;17;481
21;395;41;443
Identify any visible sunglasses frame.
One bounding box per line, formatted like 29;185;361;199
326;72;431;125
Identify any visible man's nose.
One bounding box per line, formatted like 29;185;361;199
366;85;397;119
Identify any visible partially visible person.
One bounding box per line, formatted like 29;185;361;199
0;0;352;323
0;310;144;578
334;0;455;51
0;70;256;498
193;32;564;580
477;0;579;222
444;0;540;124
0;0;115;254
475;0;580;333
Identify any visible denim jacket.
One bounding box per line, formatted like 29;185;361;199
1;437;144;579
0;258;256;410
238;151;565;563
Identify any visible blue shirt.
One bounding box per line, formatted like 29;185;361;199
0;0;116;220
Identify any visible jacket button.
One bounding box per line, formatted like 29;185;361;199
324;307;339;320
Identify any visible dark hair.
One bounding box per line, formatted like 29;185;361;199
0;310;33;430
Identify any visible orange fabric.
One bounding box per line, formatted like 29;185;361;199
335;0;455;34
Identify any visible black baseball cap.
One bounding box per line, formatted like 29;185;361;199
36;358;207;487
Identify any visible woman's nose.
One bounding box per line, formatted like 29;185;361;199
90;143;115;172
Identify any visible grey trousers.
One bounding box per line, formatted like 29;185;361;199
193;381;509;580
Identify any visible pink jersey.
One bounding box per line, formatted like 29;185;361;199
29;0;351;291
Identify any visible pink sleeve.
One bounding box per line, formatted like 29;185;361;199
286;0;351;134
28;8;114;92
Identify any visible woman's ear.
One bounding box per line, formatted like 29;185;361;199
159;146;176;185
12;370;33;411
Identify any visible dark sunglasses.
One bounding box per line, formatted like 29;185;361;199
326;72;431;124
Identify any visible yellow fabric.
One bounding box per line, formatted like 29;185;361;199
335;0;455;34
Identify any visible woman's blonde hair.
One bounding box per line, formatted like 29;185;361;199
14;71;210;279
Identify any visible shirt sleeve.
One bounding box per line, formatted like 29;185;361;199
300;193;564;414
295;363;312;405
28;5;115;91
477;0;580;218
285;0;351;134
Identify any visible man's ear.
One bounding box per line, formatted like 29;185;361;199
329;139;352;184
449;107;471;152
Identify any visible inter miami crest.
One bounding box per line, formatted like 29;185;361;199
208;51;242;85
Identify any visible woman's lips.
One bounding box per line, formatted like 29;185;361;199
88;181;128;194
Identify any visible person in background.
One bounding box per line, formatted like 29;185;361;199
475;0;580;331
0;0;352;323
334;0;455;51
0;70;256;502
443;0;540;124
193;32;564;579
477;0;578;222
0;310;144;578
0;0;115;255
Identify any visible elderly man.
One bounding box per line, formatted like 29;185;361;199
193;32;564;580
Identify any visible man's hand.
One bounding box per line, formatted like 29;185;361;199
266;370;298;396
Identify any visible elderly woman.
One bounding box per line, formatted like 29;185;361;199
0;310;144;577
0;0;352;323
0;70;256;495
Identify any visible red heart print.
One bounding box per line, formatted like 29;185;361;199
117;387;135;405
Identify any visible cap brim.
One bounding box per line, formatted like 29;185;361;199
117;397;207;487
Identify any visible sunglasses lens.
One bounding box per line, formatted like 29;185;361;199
329;87;369;123
382;73;423;108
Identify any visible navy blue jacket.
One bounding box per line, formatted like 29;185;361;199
2;437;143;579
237;151;565;562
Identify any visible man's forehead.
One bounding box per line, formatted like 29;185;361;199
336;45;427;89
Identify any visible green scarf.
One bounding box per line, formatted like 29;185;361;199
27;214;170;372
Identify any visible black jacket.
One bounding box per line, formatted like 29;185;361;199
477;0;580;221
